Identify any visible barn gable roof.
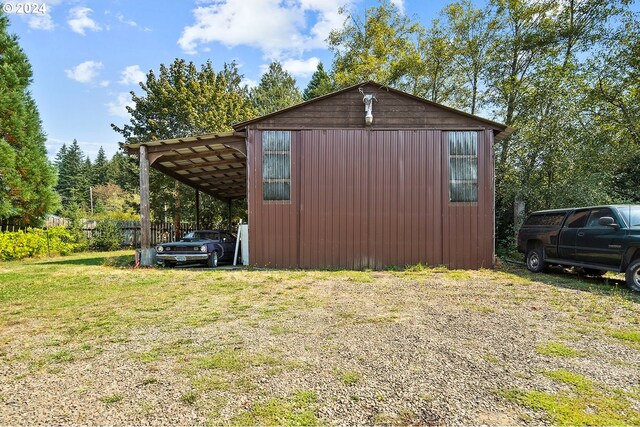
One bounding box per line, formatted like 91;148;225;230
234;81;513;141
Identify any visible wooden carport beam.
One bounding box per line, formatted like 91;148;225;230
143;134;245;153
170;157;244;172
139;145;154;266
158;148;240;163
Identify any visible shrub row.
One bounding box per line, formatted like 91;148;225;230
0;227;80;260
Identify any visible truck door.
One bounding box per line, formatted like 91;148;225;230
575;208;626;266
557;209;590;260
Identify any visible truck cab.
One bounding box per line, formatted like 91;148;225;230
517;205;640;292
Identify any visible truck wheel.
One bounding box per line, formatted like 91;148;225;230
208;251;219;268
625;260;640;293
526;247;547;273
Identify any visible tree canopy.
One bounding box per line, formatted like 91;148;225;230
251;62;302;115
302;62;334;101
0;11;58;225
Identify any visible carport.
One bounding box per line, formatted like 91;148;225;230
126;131;247;265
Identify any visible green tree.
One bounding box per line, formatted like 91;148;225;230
302;62;334;101
92;146;109;186
410;19;464;106
107;150;138;192
55;139;90;210
328;0;423;88
251;61;302;115
442;0;497;114
0;11;58;224
113;59;255;228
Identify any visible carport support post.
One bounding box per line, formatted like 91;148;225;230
139;145;155;266
195;189;200;230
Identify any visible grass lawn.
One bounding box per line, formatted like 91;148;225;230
1;250;639;425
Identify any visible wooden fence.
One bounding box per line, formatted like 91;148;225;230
0;219;199;247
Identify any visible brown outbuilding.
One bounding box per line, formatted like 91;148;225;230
128;81;512;269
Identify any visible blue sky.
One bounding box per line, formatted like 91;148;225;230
5;0;478;160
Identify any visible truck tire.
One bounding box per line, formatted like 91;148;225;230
526;246;547;273
625;259;640;293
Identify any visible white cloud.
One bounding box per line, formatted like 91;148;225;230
28;13;55;31
68;7;102;35
282;57;320;78
65;61;103;83
106;92;134;118
178;0;350;58
119;65;146;85
99;80;110;87
116;13;137;27
391;0;405;14
241;78;258;89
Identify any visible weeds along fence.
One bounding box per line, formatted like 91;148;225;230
0;220;197;247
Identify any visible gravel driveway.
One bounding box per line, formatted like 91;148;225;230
1;253;639;425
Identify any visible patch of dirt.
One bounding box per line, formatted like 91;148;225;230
1;266;639;425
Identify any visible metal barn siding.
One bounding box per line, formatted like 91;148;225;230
441;130;494;269
243;82;508;270
247;129;300;268
248;128;493;269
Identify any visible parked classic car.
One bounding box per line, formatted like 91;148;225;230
155;230;236;268
517;205;640;292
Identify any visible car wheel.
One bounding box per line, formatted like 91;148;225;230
625;259;640;293
526;246;547;273
581;268;606;277
163;260;174;268
208;251;219;268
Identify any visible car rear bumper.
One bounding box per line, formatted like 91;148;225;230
156;253;209;262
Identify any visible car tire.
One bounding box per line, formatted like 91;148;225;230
581;268;606;277
526;246;547;273
163;260;174;268
625;259;640;293
208;251;219;268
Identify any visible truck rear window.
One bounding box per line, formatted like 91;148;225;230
523;213;566;226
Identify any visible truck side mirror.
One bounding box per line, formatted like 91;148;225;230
598;216;619;229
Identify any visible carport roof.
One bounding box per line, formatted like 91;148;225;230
125;131;247;200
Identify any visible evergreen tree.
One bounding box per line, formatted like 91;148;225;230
55;139;90;209
107;151;138;192
54;143;67;168
92;146;109;186
251;61;302;115
302;62;334;101
0;11;59;224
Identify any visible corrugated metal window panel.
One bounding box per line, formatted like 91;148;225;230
262;131;291;200
449;131;478;203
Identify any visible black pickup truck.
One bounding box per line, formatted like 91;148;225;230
517;205;640;292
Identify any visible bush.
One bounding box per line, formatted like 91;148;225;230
0;226;79;260
92;220;123;250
